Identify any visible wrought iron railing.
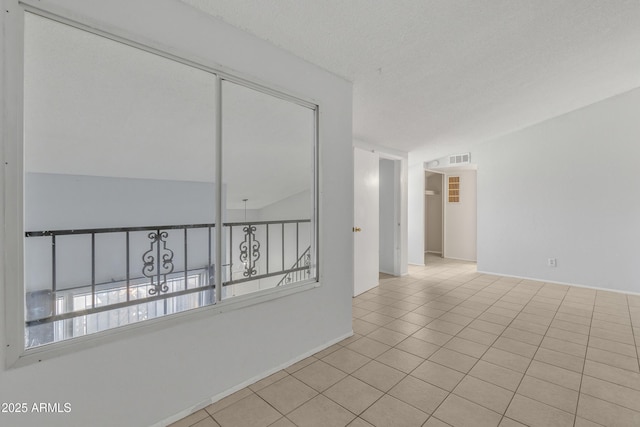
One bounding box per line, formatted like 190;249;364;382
24;219;311;328
277;247;311;287
224;220;311;285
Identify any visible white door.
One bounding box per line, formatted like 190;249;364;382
353;147;379;296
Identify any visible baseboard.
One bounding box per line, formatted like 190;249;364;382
476;269;640;297
379;269;396;276
408;262;425;267
444;256;477;262
426;251;442;255
152;330;354;427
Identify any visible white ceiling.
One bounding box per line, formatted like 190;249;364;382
181;0;640;159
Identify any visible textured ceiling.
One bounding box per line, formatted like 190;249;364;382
181;0;640;158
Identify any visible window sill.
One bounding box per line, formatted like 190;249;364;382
9;279;320;369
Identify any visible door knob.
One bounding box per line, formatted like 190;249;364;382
352;227;362;232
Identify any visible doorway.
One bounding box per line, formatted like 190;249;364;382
424;171;444;262
353;147;404;296
379;158;400;276
353;147;379;296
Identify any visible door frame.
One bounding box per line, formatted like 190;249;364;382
378;154;403;276
353;141;408;292
424;169;445;259
353;147;379;296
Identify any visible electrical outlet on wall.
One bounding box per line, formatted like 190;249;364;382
547;258;557;267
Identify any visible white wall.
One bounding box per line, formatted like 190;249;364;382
259;189;311;221
444;170;477;261
22;11;312;211
379;159;395;274
425;173;443;254
399;157;409;276
407;159;425;265
477;88;640;292
226;208;260;222
25;173;218;230
0;2;353;427
24;173;218;291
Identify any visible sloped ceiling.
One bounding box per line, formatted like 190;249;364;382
24;13;313;209
181;0;640;158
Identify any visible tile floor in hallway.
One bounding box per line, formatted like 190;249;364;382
170;255;640;427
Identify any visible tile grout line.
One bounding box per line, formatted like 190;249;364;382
354;263;508;425
572;288;596;427
349;265;493;424
496;281;572;426
627;294;640;374
573;295;640;416
387;265;612;424
174;258;640;427
326;263;487;424
360;270;497;350
250;375;316;427
337;267;471;424
409;275;537;425
411;272;509;426
351;270;598;425
355;284;636;425
490;284;556;424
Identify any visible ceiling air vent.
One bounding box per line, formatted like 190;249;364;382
449;153;470;165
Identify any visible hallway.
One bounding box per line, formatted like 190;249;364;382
171;256;640;427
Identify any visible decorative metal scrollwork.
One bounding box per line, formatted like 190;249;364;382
142;230;174;295
285;252;312;285
239;225;261;277
304;252;311;276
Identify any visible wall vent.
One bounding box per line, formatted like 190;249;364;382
449;153;470;165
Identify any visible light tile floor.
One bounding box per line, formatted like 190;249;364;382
170;255;640;427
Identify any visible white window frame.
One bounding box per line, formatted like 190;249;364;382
3;1;320;368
